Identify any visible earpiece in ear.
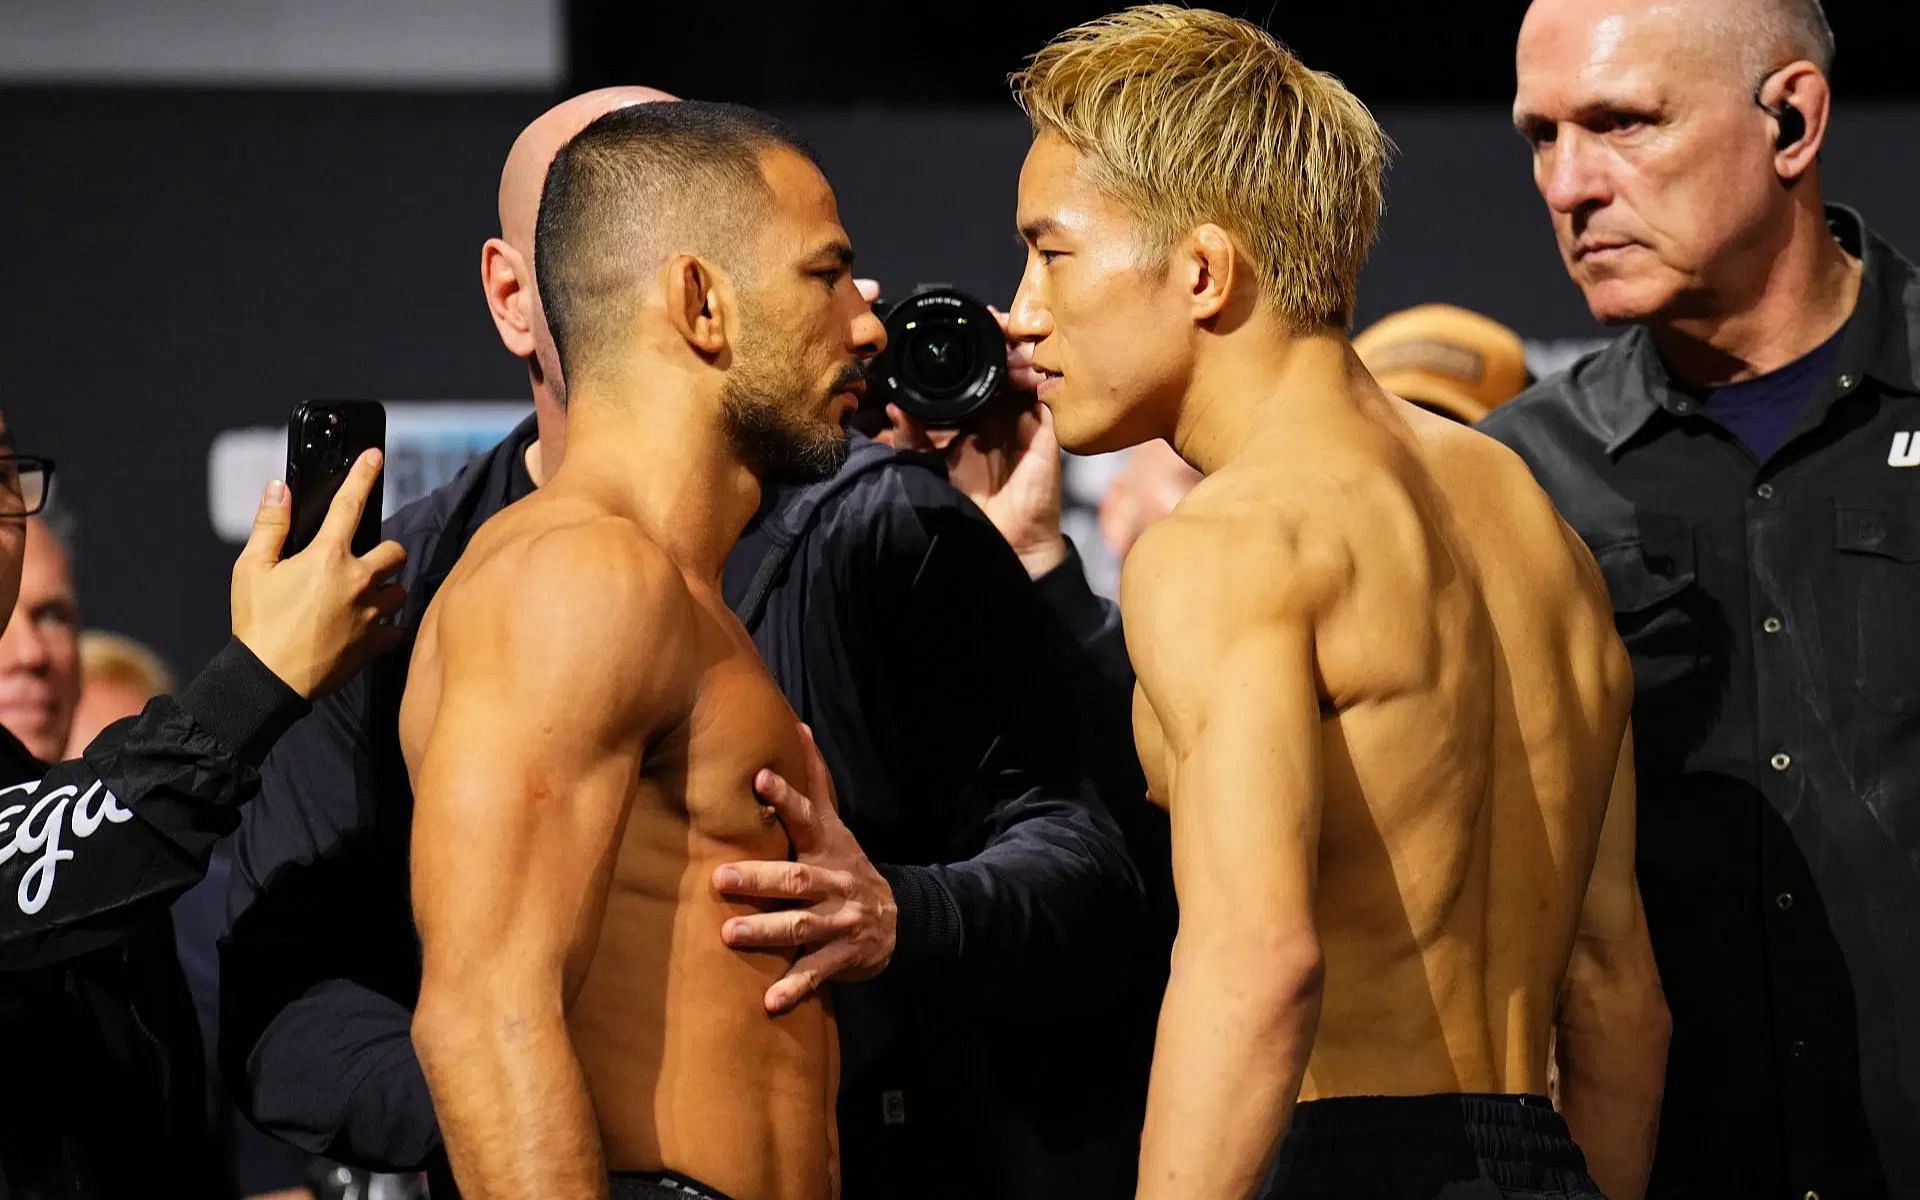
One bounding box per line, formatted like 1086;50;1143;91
1751;66;1808;155
1769;100;1806;151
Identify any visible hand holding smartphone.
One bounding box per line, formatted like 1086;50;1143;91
228;399;406;699
284;400;387;556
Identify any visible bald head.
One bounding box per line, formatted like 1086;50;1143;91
499;86;679;254
484;86;677;427
1519;0;1832;89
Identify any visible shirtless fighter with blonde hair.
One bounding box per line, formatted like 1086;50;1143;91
1007;8;1669;1198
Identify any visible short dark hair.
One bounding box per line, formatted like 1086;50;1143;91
534;100;818;387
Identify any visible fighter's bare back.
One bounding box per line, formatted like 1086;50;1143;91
1128;390;1634;1102
401;486;837;1199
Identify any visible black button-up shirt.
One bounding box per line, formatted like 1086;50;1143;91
1481;207;1919;1200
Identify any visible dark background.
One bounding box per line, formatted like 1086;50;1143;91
2;2;1917;675
573;1;1920;104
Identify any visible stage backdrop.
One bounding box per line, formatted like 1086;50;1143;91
4;89;1917;671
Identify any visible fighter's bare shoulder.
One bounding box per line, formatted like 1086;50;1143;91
1120;471;1348;675
1411;411;1614;602
432;501;700;719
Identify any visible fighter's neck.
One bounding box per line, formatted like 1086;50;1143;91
525;370;565;487
1169;329;1367;477
552;387;761;582
1651;203;1862;388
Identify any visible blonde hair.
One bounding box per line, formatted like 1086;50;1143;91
1012;5;1390;329
79;631;176;698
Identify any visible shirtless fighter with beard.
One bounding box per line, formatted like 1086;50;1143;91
1007;9;1669;1199
401;101;884;1200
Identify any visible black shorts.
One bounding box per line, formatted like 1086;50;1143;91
1261;1093;1605;1200
608;1169;739;1200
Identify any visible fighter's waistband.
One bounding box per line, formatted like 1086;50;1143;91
1284;1092;1586;1169
608;1169;740;1200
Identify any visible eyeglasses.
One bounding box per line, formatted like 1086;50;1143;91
0;456;54;517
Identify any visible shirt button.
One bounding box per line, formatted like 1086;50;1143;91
1673;399;1696;414
1756;483;1777;500
1763;617;1783;634
1771;752;1792;771
1777;891;1796;911
1791;1040;1807;1058
1838;374;1855;390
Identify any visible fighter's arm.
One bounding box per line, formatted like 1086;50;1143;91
1129;518;1331;1200
409;528;690;1200
1555;723;1668;1200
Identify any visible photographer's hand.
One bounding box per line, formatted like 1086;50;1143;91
887;307;1069;578
230;449;407;699
714;724;898;1014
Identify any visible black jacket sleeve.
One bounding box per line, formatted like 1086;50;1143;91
829;472;1145;1012
1033;539;1130;689
876;773;1139;984
1032;540;1145;800
220;663;444;1172
0;637;307;970
1031;538;1176;969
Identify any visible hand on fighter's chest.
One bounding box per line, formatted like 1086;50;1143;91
711;722;900;1015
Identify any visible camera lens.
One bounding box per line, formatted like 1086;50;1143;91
871;286;1006;428
310;409;348;468
906;324;975;393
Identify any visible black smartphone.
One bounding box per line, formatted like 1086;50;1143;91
284;400;386;557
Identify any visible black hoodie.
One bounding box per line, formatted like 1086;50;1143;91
0;638;306;1198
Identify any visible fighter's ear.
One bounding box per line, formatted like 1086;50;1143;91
1183;224;1237;324
665;253;730;358
481;237;537;359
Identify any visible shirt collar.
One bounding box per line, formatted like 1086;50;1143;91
1600;204;1920;456
1833;204;1920;397
1599;328;1672;456
496;411;540;502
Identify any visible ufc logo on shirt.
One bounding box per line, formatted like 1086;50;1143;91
1889;431;1920;467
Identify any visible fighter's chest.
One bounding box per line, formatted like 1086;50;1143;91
1132;685;1171;813
646;602;807;846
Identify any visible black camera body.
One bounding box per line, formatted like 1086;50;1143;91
868;285;1006;427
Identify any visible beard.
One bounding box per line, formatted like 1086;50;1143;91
720;331;856;486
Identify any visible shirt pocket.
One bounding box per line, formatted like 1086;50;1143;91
1594;527;1703;693
1832;503;1920;711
